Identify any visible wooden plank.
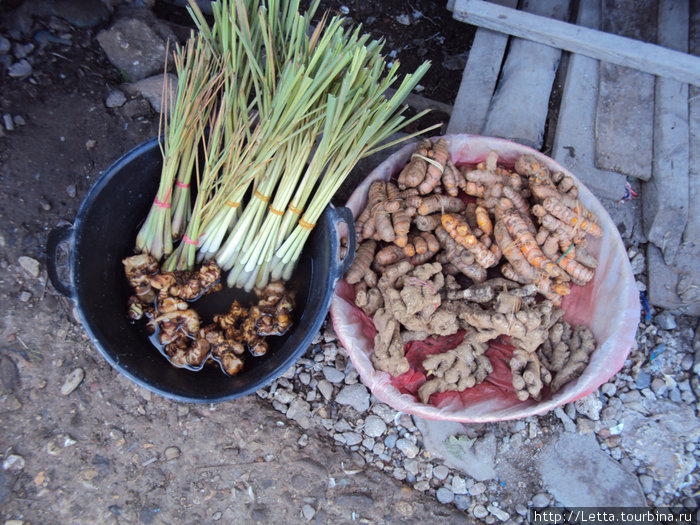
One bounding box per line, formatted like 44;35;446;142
551;0;627;200
447;0;517;135
594;0;656;181
482;0;570;149
642;0;690;265
452;0;700;86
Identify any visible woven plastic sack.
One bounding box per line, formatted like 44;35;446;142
330;134;639;422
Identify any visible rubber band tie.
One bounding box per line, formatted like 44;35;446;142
555;243;575;263
288;204;302;214
183;233;203;246
298;216;316;230
269;205;284;216
254;189;270;202
411;153;444;174
154;188;171;209
225;200;240;208
175;181;190;189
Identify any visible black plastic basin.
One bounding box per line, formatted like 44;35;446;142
47;137;355;403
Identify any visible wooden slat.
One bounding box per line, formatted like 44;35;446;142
643;0;690;267
594;0;656;181
551;0;627;200
446;0;517;135
481;0;570;149
452;0;700;86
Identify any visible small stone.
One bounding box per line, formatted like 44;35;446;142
531;492;550;507
322;366;345;383
362;437;374;450
454;494;470;511
14;43;34;59
8;59;32;78
335;384;369;412
299;372;311;385
395;14;411;25
164;446;180;461
630;252;645;275
302;504;315;520
601;383;616;397
396;438;419;458
436;487;454;504
212;511;222;521
515;503;528;516
681;354;694;371
554;407;577;432
488;504;510;522
635;371;652;389
363;415;386;437
372;442;384;455
19;291;31;302
670;388;682;402
317;380;333;400
297;434;309;447
655;311;677;330
39;198;51;211
85;139;96;150
451;475;468;495
66;184;76;198
473;504;488;519
18;256;40;278
105;90;127;108
392;467;407;481
638;474;654;494
636;280;647;292
469;482;486;496
433;464;449;480
13;115;25;126
61;368;85;395
0;37;10;54
574;394;603;420
2;454;25;471
403;458;419;476
286;398;312;429
414;480;430;492
274;388;295;404
384;434;398;448
343;432;362;446
339;5;350;15
3;114;13;131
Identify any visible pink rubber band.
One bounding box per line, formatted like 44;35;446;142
154;188;171;208
183;234;199;246
176;181;190;189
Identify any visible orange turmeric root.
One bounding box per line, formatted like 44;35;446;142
345;240;377;284
418;138;449;195
397;140;430;189
542;197;603;238
441;213;498;268
417;194;466;215
500;210;564;280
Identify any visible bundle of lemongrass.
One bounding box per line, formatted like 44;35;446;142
135;0;436;291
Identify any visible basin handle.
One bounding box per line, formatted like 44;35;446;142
45;223;75;298
332;205;357;278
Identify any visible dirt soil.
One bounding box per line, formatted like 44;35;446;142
0;1;473;523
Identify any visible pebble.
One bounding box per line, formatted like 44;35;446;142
454;494;470;511
274;388;295;404
363;415;386;437
316;380;333;400
343;432;362;446
19;291;31;302
361;437;374;450
8;59;32;77
302;504;315;520
629;252;645;274
414;480;430;492
384;433;398;448
451;475;468;495
299;372;310;385
473;504;489;519
433;464;449;480
635;371;652;389
335;384;369;412
39;198;51;211
18;256;40;278
66;184;76;198
650;378;667;396
638;474;654;494
14;43;34;59
322;366;345;383
554;407;577;433
681;354;694;371
469;482;486;495
0;37;10;54
3;113;13;131
372;442;384;455
164;446;180;461
655;311;677;330
396;438;419;458
392;467;407;481
297;434;309;447
403;458;419;476
515;503;528;516
488;504;510;522
436;487;454;504
105;90;127;108
669;388;682;402
531;492;550;507
575;395;602;420
2;454;25;471
60;368;85;395
13;115;25;126
286;398;312;429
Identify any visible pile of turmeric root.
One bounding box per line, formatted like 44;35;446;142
345;139;600;403
124;254;293;376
